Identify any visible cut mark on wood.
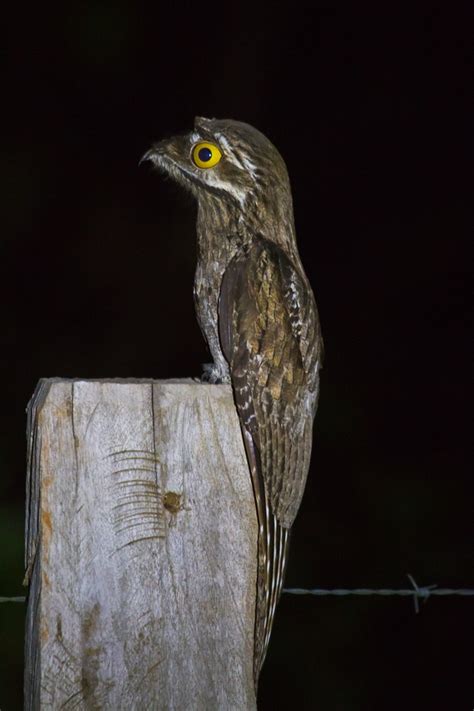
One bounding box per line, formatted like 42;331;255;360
109;467;158;476
105;447;165;549
105;448;160;460
109;457;160;465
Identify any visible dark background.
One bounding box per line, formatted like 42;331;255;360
1;5;472;709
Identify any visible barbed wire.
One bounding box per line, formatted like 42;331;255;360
283;575;474;613
2;576;473;614
0;596;25;603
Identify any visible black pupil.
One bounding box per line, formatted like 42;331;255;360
198;147;212;162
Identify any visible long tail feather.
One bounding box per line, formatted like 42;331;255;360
240;426;290;689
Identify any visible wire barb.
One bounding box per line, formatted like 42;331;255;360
283;574;474;613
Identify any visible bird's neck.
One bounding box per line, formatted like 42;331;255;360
196;191;298;260
196;195;240;242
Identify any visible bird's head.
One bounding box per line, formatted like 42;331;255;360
141;117;291;212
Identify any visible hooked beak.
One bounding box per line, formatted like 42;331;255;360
140;131;193;169
139;146;161;167
139;148;155;166
139;138;171;167
139;134;195;189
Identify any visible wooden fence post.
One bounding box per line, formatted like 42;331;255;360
24;378;258;710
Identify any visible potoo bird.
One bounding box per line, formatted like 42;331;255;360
142;117;323;687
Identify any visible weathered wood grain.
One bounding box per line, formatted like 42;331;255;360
24;379;258;710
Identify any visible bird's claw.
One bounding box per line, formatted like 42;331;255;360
201;363;231;384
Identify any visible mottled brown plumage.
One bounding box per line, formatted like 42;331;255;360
143;117;323;687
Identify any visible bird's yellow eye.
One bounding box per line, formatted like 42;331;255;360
192;142;222;169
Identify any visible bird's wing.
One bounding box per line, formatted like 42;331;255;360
218;236;321;682
219;237;321;527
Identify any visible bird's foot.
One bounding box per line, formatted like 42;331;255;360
201;362;231;384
